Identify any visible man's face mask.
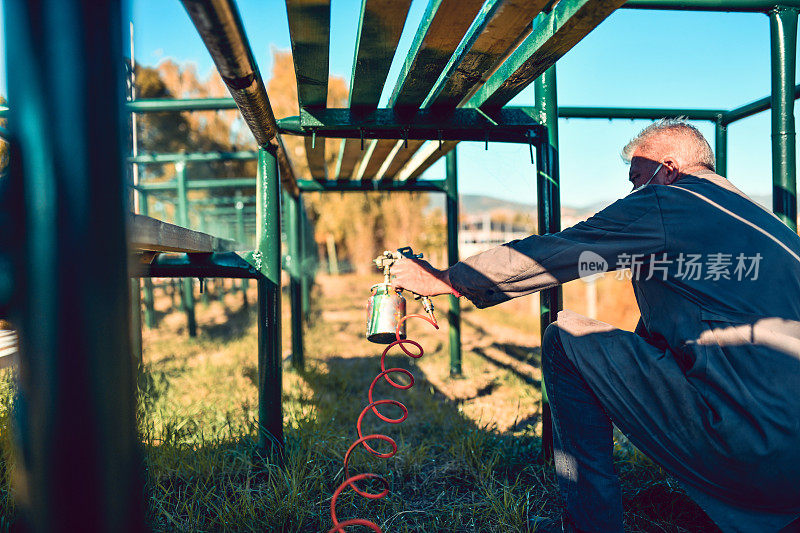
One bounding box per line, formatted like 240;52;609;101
631;163;663;193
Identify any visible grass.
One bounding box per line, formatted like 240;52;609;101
0;274;718;531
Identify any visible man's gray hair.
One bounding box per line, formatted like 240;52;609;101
621;118;716;171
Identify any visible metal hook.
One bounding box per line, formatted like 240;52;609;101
199;277;205;294
485;130;489;151
438;130;443;151
360;128;365;151
403;129;409;149
311;129;316;150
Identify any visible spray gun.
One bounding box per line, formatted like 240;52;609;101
366;246;436;344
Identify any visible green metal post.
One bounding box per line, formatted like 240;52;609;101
176;161;197;337
2;0;145;528
535;64;562;462
138;193;157;327
285;190;305;370
445;149;463;377
715;116;728;177
299;196;312;323
130;279;143;367
770;6;798;231
256;146;284;452
198;213;211;305
236;194;249;307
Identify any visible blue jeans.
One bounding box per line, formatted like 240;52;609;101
542;323;624;533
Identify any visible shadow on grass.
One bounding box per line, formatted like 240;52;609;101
293;351;719;532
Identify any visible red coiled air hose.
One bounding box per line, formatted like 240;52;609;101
327;311;439;533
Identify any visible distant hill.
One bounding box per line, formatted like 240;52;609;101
455;191;777;224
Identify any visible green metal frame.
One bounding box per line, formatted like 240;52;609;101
5;1;798;524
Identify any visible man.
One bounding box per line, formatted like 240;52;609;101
392;119;800;532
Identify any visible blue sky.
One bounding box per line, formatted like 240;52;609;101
3;1;797;208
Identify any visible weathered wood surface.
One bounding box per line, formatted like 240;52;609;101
129;214;238;253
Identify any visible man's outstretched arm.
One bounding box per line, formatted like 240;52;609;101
393;186;666;308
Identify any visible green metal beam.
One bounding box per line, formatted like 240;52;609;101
386;0;548;178
282;107;546;143
137;178;255;191
335;0;412;179
126;97;237;113
770;6;798;230
558;105;724;121
389;0;485;110
176;162;198;338
190;195;257;206
469;0;626;110
445;149;462;377
129;151;258;164
296;178;448;192
623;0;800;11
284;190;305;370
354;0;485;180
251;146;284;453
723;83;800;125
715;118;728;177
424;0;549;109
535;64;562;463
138;194;157;328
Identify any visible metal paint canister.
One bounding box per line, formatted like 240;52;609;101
366;283;406;344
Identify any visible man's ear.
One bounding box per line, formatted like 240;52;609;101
661;156;680;184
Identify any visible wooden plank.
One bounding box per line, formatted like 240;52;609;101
286;0;331;179
334;0;412;178
129;214;239;253
335;138;365;179
426;0;548;109
353;0;481;178
376;0;543;179
470;0;626;110
349;0;413;108
389;0;485;110
398;0;621;180
358;139;397;180
398;140;458;181
286;0;331;107
383;139;425;178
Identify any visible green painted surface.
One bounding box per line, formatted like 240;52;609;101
623;0;800;11
715;119;728;177
255;146;284;452
445;149;462;377
284;190;305;370
176;162;198;338
770;7;798;231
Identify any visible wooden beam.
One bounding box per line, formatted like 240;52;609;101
425;0;548;109
375;0;545;179
129;214;239;253
470;0;626;110
398;140;457;181
286;0;331;179
335;0;412;178
389;0;485;110
352;0;483;180
350;0;413;108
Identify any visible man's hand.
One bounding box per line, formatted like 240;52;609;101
390;257;455;297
